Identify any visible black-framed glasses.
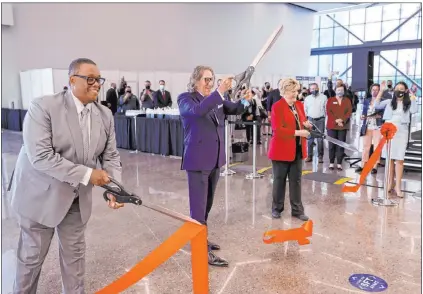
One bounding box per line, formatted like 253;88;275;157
203;77;214;84
73;75;105;85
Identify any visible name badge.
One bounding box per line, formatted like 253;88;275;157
333;102;338;104
218;104;223;109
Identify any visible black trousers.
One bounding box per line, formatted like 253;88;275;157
271;149;304;215
245;119;261;143
327;129;348;164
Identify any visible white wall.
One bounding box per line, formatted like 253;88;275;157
2;3;314;108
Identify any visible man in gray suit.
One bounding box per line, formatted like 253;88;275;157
10;58;123;293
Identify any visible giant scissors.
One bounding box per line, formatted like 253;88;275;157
308;121;360;153
102;178;201;224
232;24;284;94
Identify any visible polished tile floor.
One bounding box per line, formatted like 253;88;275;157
1;127;422;294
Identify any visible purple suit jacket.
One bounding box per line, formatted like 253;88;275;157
178;90;246;171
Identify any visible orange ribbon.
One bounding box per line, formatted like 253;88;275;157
96;222;208;294
263;220;313;245
342;122;397;193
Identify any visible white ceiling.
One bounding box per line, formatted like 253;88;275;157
290;3;372;13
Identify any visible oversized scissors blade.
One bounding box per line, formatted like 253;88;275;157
251;24;284;68
232;24;284;94
141;202;202;225
324;135;360;153
309;120;360;153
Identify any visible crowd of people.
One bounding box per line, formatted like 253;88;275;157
104;77;173;115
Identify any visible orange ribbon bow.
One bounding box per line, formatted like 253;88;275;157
342;122;397;193
96;222;208;294
263;220;313;245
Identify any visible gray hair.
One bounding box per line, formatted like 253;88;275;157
187;65;215;93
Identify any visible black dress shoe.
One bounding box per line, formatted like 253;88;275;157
305;157;312;163
318;157;324;163
208;241;220;251
292;214;309;221
272;211;281;219
208;251;229;267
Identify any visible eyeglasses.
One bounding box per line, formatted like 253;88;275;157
203;77;214;84
73;75;105;85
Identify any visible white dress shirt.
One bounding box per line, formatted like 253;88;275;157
71;91;93;186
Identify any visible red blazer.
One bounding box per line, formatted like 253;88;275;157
268;98;307;162
326;97;352;130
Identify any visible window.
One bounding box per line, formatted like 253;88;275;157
383;3;401;21
398;49;417;77
333;11;350;26
311;29;319;48
333;54;348;73
401;3;421;19
318;55;332;76
381;19;400;42
334;27;348;46
365;22;382;41
374;55;380;78
348;24;365;44
399;16;419;41
320;14;334;28
319;28;334;47
309;55;319;77
418;16;422;39
349;8;365;24
379;50;398;76
347;53;352;68
416;49;421;78
366;6;383;22
313;15;320;29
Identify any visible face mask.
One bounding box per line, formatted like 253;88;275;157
387;85;392;89
312;90;319;96
336;91;344;97
394;90;405;98
266;85;270;90
126;90;132;93
146;85;150;90
159;85;165;91
302;92;308;96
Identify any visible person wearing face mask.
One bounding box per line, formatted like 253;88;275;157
242;88;263;145
139;80;155;109
375;81;418;198
304;83;327;163
118;86;140;112
382;80;395;99
356;83;387;174
326;85;353;170
154;80;172;108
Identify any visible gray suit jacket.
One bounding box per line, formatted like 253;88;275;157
10;91;122;227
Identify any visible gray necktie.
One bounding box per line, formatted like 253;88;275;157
80;107;90;163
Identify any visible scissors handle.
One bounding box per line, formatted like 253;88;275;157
103;190;142;205
101;178;142;205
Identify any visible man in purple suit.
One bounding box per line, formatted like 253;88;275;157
178;66;251;267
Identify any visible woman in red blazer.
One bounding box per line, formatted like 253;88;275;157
268;78;311;221
326;85;352;170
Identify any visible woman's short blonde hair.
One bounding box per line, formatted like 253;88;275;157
279;78;300;96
